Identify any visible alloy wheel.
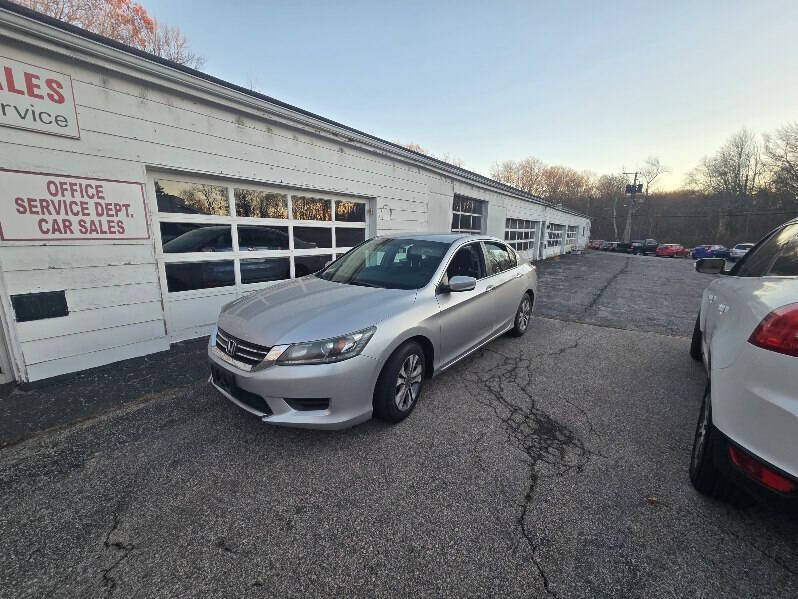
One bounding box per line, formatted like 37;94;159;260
395;353;423;411
691;392;711;474
517;296;531;332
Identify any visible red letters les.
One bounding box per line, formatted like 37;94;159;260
0;65;66;105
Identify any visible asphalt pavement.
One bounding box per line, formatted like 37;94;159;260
1;251;796;598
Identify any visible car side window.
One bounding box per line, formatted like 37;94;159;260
766;224;798;277
445;243;486;283
483;241;517;275
734;226;791;277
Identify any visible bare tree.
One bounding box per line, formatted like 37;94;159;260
595;173;626;240
688;129;763;198
147;20;205;69
399;143;464;168
764;122;798;199
490;157;546;195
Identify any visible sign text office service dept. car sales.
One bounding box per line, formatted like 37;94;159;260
0;169;150;241
0;55;79;138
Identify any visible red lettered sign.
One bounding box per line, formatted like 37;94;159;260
0;55;79;139
0;169;150;241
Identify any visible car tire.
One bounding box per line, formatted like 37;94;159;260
690;314;702;362
689;385;754;507
509;293;533;337
373;341;425;424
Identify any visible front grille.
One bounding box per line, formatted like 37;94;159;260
216;328;271;367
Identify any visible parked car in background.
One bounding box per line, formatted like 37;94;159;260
601;241;616;251
615;242;633;253
691;245;711;258
630;239;659;255
689;218;798;507
693;245;730;259
588;239;604;250
209;233;538;429
730;243;755;261
655;244;690;258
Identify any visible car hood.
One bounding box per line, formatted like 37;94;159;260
217;276;417;346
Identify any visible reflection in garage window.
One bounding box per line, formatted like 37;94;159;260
240;257;291;284
451;195;484;234
234;189;288;219
238;225;290;250
155;180;229;215
160;223;232;253
292;196;331;221
294;254;332;277
335;200;365;222
335;227;366;248
165;261;234;292
293;226;332;248
547;224;565;248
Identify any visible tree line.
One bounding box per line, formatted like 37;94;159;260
488;124;798;248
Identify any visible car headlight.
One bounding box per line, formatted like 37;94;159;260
274;327;376;365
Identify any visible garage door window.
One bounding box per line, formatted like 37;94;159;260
234;189;288;219
547;224;565;247
566;226;578;246
155;180;229;216
155;177;368;294
505;218;537;251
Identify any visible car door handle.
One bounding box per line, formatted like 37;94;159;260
514;273;524;280
486;285;495;293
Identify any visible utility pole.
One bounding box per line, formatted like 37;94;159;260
622;171;643;243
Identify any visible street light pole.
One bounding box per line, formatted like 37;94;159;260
622;171;642;244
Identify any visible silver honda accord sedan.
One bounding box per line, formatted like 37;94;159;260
208;233;538;429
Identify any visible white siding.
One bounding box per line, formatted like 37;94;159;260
0;28;589;382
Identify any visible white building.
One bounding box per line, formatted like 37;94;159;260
0;3;589;384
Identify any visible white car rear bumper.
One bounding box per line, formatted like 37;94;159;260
711;343;798;479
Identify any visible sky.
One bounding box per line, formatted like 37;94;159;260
146;0;798;190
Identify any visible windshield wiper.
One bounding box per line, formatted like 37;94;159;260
348;280;381;288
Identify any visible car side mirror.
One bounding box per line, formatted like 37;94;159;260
695;258;726;275
448;275;477;292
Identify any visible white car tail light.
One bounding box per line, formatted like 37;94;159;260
748;303;798;357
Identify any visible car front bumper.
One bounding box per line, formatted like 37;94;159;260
207;334;381;430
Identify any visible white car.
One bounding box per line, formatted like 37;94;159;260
729;242;754;261
689;218;798;506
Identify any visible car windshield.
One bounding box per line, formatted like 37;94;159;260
317;237;450;290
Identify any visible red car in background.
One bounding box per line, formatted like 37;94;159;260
656;243;690;258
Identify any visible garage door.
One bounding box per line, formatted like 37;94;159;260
151;174;370;341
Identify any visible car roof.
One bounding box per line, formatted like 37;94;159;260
376;232;503;244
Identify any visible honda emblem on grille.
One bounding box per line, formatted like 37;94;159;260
227;338;237;356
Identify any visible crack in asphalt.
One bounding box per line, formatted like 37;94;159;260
584;257;631;313
464;342;600;597
101;513;135;596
